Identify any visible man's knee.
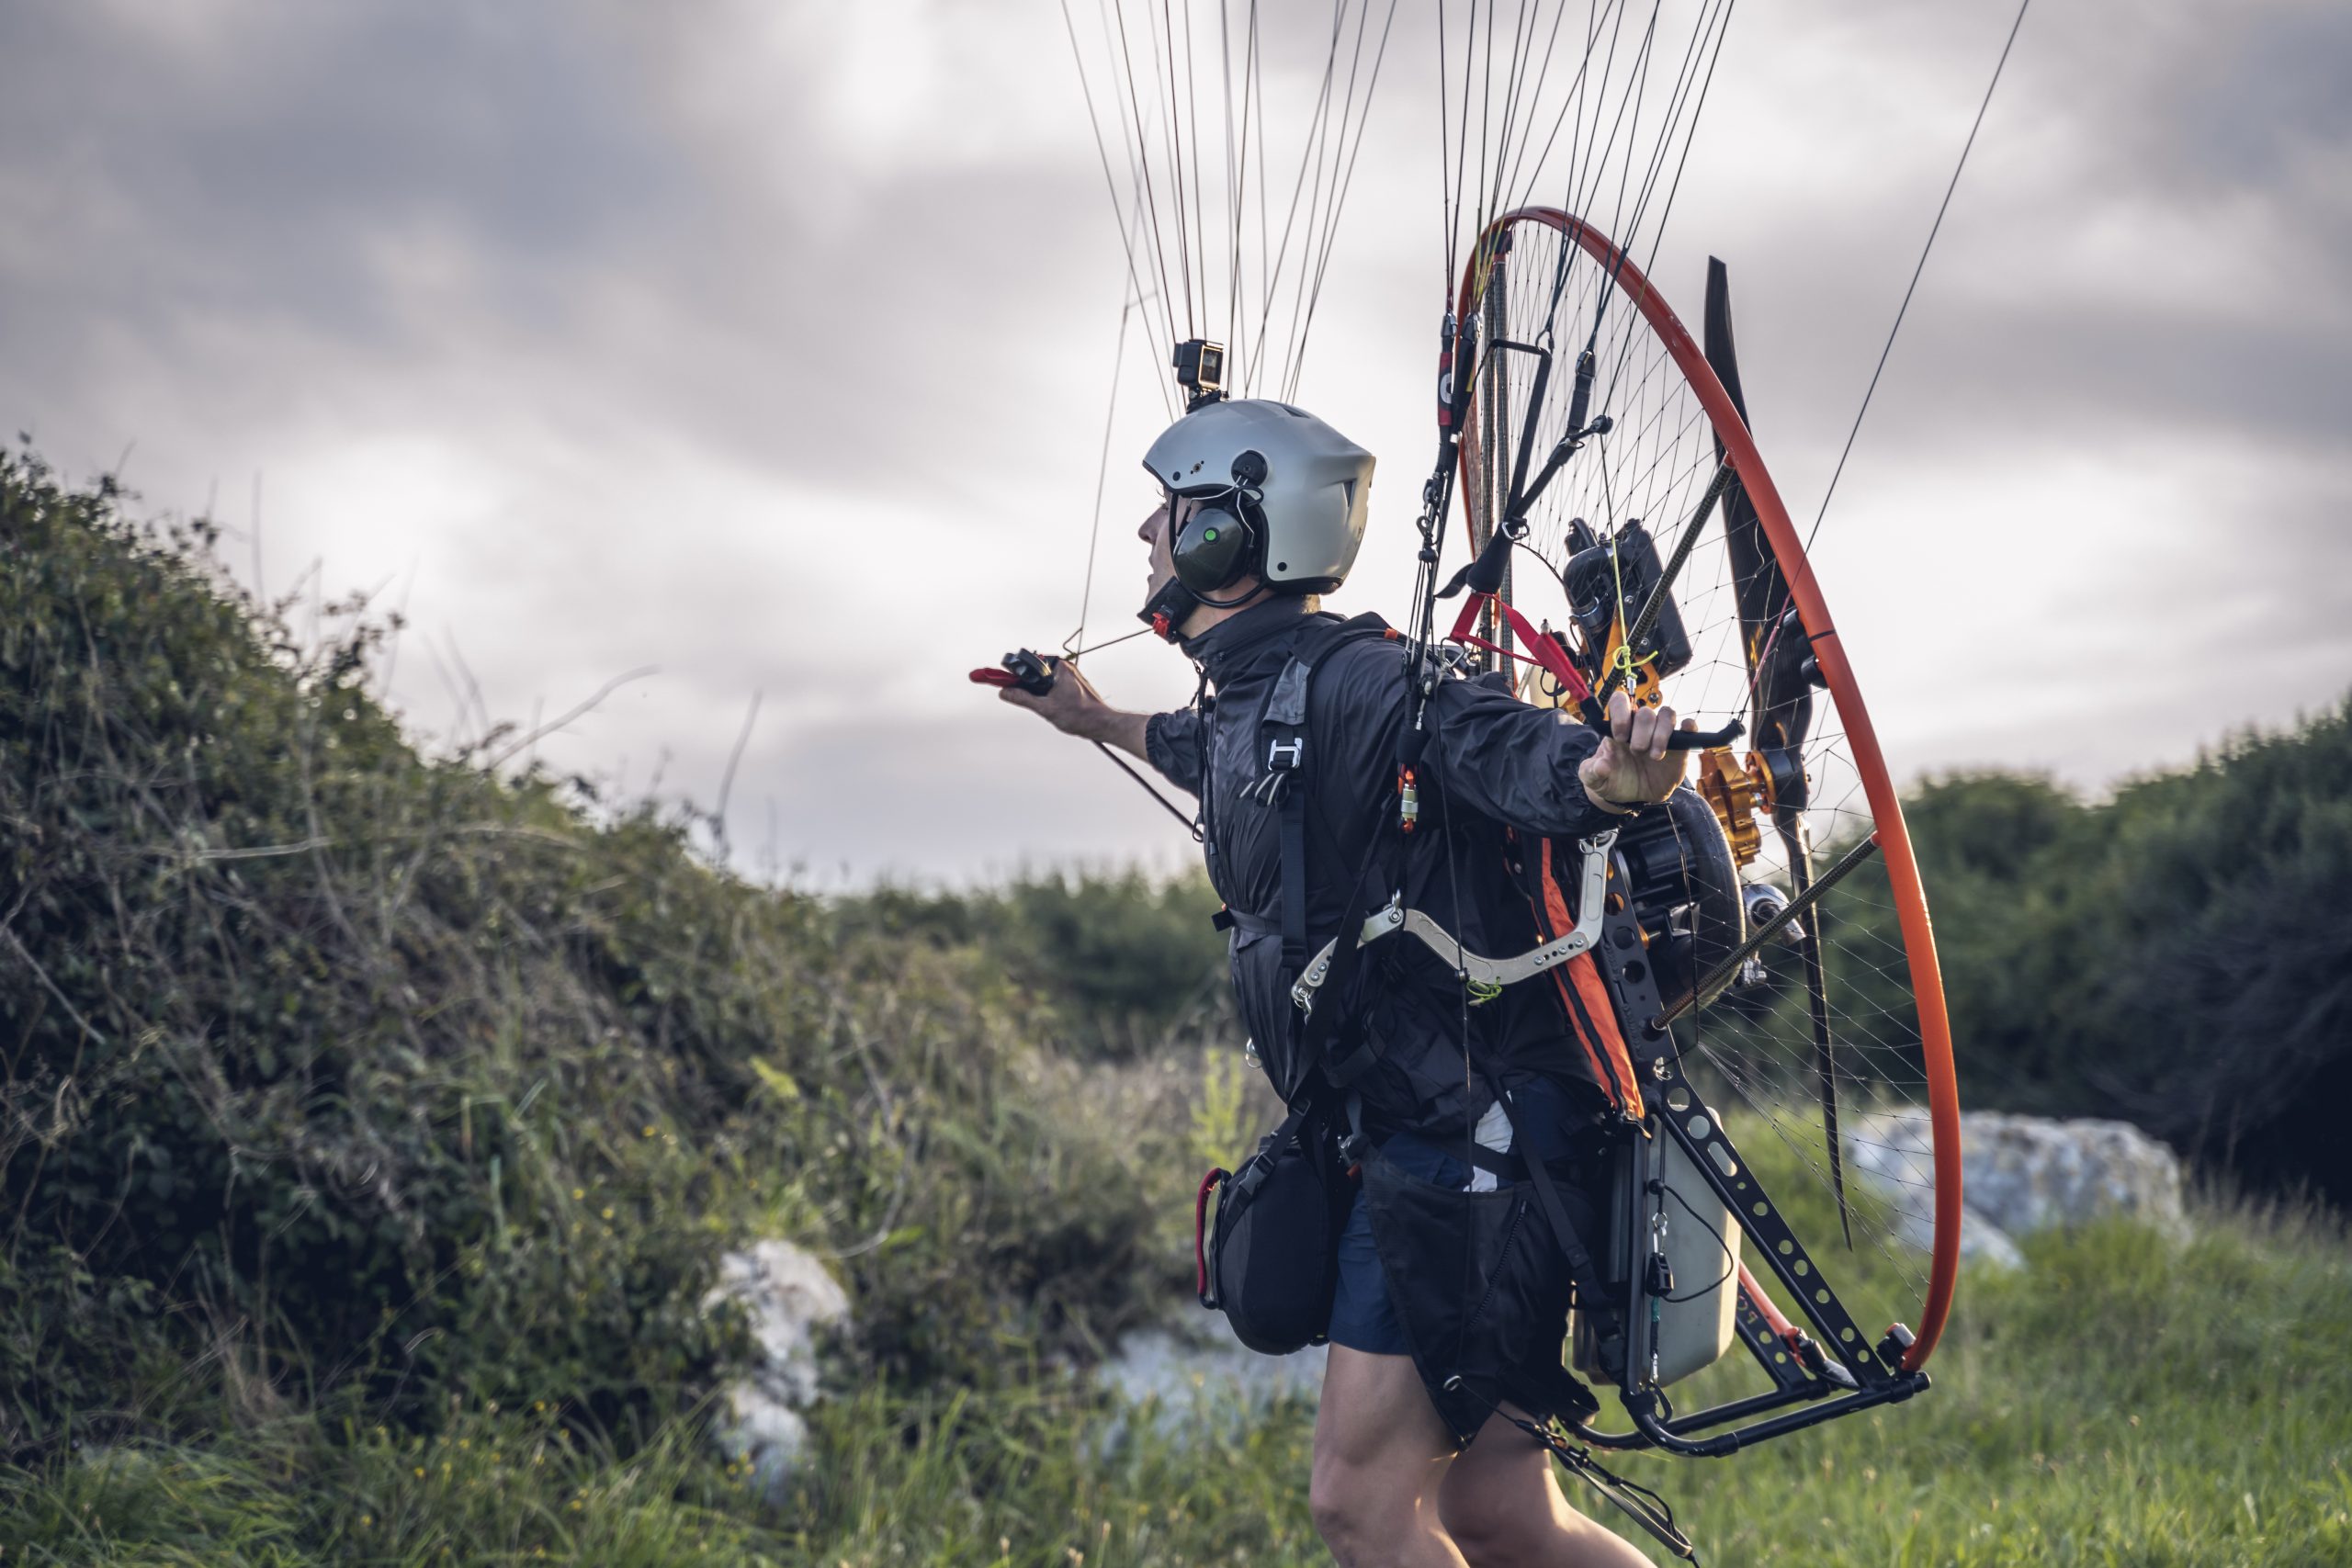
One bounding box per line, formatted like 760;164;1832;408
1313;1347;1460;1562
1440;1439;1647;1568
1438;1465;1539;1564
1436;1415;1582;1566
1309;1449;1408;1551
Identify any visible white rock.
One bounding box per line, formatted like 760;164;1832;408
1094;1314;1329;1450
1099;1319;1327;1416
703;1238;850;1495
1845;1107;2189;1269
1962;1111;2189;1243
1844;1104;1942;1251
1958;1210;2027;1270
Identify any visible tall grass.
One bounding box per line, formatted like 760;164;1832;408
2;1187;2342;1564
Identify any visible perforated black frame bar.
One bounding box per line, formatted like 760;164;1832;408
1566;857;1932;1458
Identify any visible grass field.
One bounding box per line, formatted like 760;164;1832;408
4;1176;2344;1567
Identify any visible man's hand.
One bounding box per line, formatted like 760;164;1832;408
992;657;1162;766
995;657;1110;738
1577;690;1695;812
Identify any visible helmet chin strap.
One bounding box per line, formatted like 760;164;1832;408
1138;575;1204;643
1141;570;1274;642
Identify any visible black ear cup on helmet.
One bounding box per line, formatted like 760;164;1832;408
1172;502;1257;594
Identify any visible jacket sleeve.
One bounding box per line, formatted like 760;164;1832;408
1423;671;1622;837
1144;708;1204;795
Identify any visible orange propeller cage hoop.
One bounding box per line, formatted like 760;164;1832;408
1453;207;1963;1373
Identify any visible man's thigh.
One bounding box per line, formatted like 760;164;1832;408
1315;1345;1456;1474
1312;1347;1461;1540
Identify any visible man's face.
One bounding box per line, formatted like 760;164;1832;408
1138;495;1200;601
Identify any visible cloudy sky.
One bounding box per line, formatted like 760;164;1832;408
4;0;2346;885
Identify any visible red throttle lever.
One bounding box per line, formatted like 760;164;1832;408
967;649;1059;696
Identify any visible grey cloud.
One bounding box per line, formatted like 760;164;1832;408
0;0;1111;511
1725;288;2352;465
3;0;2346;881
0;4;676;337
2092;2;2352;194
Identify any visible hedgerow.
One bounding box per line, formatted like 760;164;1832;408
0;450;1182;1454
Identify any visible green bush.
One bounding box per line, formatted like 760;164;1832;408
0;452;1177;1454
1904;709;2352;1200
1707;702;2352;1204
838;866;1229;1060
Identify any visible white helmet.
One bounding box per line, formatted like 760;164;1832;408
1141;399;1374;598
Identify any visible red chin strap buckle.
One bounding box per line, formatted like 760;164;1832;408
1138;575;1200;643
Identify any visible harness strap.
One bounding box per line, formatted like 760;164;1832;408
1197;611;1398;1092
1278;756;1310;972
1341;1089;1367;1163
1491;1086;1627;1379
1290;831;1616;1010
1232;613;1389;980
1457;1141;1527;1182
1228;1104;1311;1201
1304;822;1403;1089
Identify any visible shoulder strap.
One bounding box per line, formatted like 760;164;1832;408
1257;613;1394;977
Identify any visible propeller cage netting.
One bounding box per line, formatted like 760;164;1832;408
1456;209;1959;1364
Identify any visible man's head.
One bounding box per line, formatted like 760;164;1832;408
1135;398;1374;641
1136;496;1252;643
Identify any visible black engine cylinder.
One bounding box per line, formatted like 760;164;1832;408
1613;784;1746;1014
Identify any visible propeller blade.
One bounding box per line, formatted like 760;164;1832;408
1705;257;1811;750
1704;257;1850;1246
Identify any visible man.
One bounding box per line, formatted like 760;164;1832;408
992;397;1683;1567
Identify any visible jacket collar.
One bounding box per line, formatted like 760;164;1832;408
1183;594;1318;684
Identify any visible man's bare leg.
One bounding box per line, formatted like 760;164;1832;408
1436;1404;1653;1568
1312;1347;1469;1568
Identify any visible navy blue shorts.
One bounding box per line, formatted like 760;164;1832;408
1327;1076;1586;1356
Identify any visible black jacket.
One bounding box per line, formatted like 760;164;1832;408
1146;596;1623;1136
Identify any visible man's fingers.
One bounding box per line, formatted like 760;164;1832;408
1650;705;1676;760
1626;702;1666;757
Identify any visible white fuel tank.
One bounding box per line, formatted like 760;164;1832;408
1573;1116;1741;1388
